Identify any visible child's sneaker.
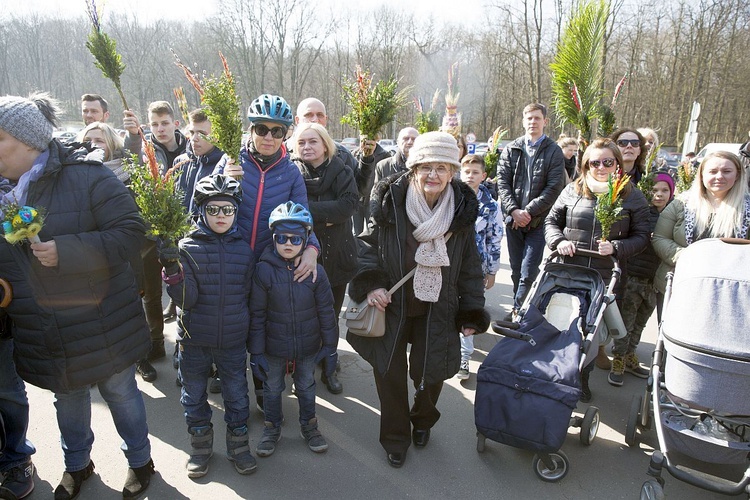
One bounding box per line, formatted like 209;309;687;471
456;360;470;380
624;352;649;378
256;422;281;457
300;418;328;453
608;355;624;387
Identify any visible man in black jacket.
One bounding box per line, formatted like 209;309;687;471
496;103;565;315
374;127;418;184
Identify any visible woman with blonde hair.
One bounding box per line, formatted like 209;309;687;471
77;121;129;182
653;151;750;293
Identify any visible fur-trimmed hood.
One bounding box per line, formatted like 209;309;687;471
369;172;479;235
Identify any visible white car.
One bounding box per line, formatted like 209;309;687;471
378;139;397;153
695;142;742;162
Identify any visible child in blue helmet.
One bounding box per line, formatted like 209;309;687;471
158;174;257;478
248;201;339;457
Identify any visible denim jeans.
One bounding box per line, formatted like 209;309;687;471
179;345;249;430
505;224;546;309
264;354;316;427
0;339;36;471
459;333;474;362
53;365;150;471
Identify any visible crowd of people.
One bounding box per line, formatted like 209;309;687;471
0;89;748;499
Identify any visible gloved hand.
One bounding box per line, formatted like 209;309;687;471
158;245;181;276
249;353;269;382
314;346;338;378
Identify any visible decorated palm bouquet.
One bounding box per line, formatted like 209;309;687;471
484;126;508;178
440;62;461;138
341;66;410;142
676;160;696;193
2;203;45;244
594;169;630;241
414;90;441;134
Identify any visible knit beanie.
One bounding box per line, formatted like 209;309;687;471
654;172;675;199
0;93;60;151
406;131;461;170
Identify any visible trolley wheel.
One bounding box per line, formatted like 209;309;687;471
579;406;600;446
625;395;641;447
640;479;665;500
532;450;569;482
476;433;486;453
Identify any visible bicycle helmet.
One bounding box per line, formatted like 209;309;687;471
268;201;313;232
193;174;243;207
247;94;294;126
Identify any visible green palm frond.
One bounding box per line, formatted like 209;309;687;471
550;0;610;144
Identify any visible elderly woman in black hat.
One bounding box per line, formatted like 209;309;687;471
347;131;489;468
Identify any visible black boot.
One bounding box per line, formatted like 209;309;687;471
136;359;157;382
321;371;343;394
122;458;155;498
186;426;213;478
54;461;95;500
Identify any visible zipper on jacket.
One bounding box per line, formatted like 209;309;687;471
385;184;406;374
217;237;226;347
287;263;298;359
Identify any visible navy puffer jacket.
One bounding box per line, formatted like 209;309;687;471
168;222;255;349
248;247;338;359
0;140;149;392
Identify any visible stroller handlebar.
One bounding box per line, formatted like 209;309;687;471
548;248;621;279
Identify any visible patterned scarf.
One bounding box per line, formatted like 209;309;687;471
684;195;750;245
405;178;454;302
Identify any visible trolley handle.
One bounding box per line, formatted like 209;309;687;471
490;321;536;346
547;248;621;288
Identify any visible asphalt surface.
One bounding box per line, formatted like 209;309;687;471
22;242;743;499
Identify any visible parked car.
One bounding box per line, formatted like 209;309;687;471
53;130;77;142
695;142;743;162
472;143;489;155
341;137;359;152
378;139;397;153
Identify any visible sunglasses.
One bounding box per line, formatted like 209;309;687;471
253;124;287;139
589;158;617;169
205;205;237;216
616;139;640;148
274;234;304;245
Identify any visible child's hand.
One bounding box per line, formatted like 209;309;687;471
484;274;495;290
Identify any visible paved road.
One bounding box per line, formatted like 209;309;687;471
23;244;740;499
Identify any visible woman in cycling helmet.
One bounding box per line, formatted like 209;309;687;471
215;94;321;412
158;174;258;478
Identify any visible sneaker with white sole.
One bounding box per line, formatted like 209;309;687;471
624;352;649;378
608;355;624;387
456;360;470;380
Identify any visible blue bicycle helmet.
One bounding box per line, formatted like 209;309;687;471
193;174;243;207
247;94;294;126
268;201;313;232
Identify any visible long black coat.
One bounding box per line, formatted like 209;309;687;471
295;156;359;287
347;174;490;384
0;140;149;392
544;182;651;292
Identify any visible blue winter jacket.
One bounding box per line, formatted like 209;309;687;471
475;183;504;276
248;246;338;359
167;222;255;349
214;143;318;255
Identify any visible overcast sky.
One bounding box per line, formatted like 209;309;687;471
11;0;485;24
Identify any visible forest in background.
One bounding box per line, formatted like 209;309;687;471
1;0;748;149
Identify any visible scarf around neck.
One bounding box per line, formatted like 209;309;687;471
585;173;609;194
405;178;455;302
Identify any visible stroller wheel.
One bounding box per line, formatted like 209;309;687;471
579;406;600;446
476;433;486;453
532;450;569;482
640;479;665;500
625;395;641;447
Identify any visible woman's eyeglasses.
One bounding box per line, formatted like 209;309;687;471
616;139;640;148
253;124;287;139
417;165;451;177
205;205;237;216
274;234;304;245
588;158;617;169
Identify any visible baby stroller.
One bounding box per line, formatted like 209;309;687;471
624;238;750;499
475;249;627;482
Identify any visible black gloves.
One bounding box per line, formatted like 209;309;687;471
158;245;181;276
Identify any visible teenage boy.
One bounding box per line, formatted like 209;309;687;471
123;100;188;381
496;103;565;318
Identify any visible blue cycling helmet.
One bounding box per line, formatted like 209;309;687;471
247;94;294;126
193;174;243;207
268;201;313;233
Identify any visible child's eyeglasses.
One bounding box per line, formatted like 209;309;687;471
616;139;640;148
205;205;237;216
588;158;617;169
253;124;287;139
274;234;304;245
